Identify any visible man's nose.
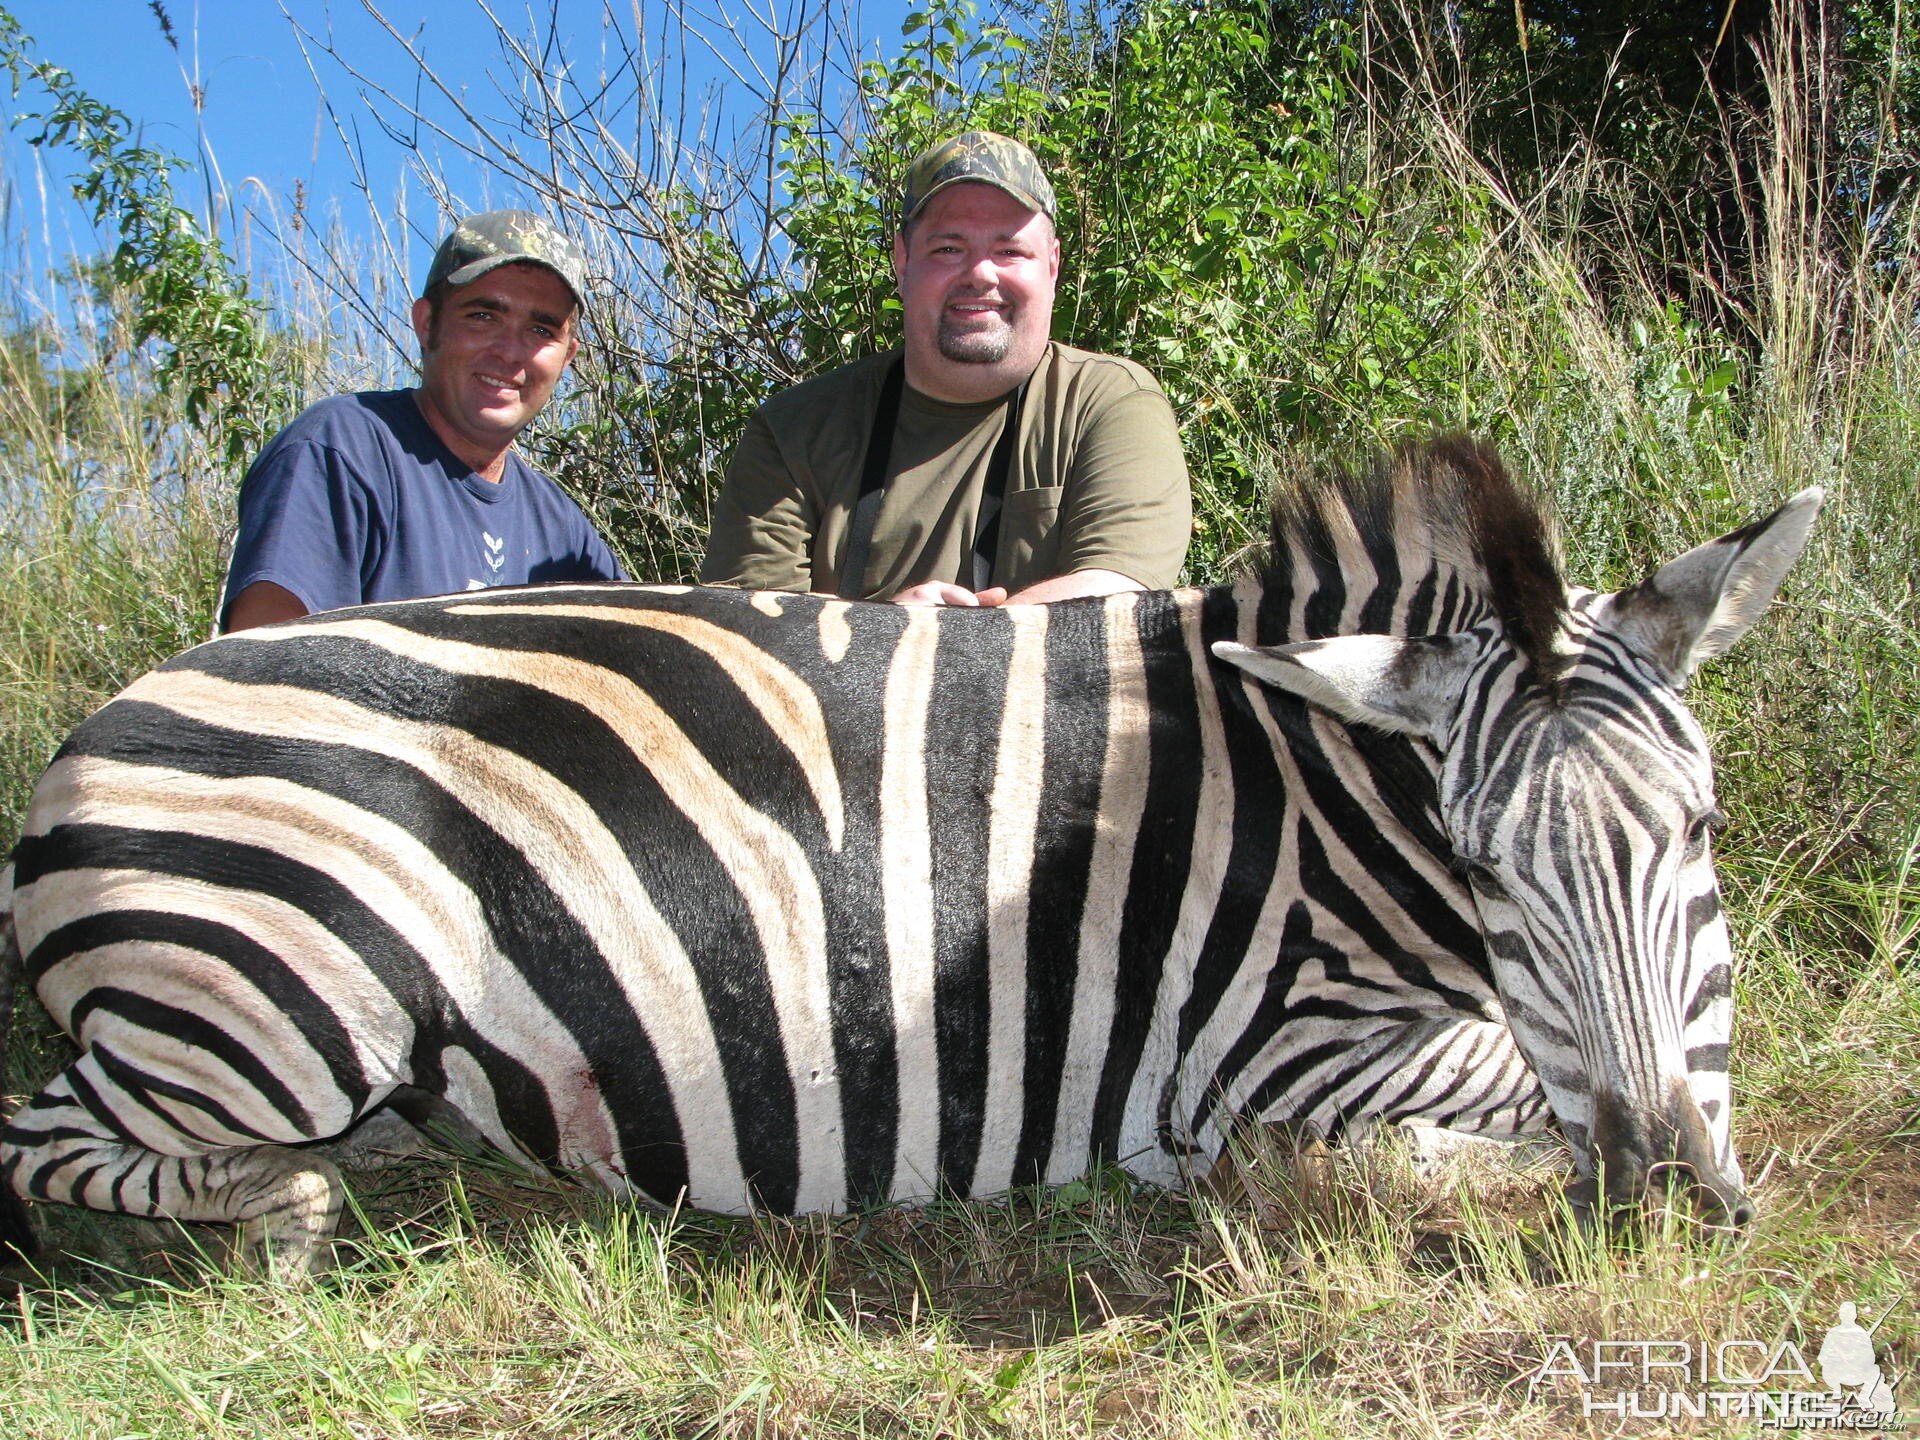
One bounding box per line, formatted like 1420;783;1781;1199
958;252;1000;286
491;327;538;361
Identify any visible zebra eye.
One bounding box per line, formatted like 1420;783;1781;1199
1451;854;1507;898
1689;807;1727;843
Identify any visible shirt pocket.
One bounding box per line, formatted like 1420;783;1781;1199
999;485;1063;590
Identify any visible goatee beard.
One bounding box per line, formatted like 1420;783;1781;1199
936;316;1013;365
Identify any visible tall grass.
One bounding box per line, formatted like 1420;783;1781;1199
2;1;1916;1435
0;272;228;828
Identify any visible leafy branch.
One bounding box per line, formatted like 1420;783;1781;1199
0;3;289;468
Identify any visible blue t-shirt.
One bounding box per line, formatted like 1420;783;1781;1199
221;389;625;628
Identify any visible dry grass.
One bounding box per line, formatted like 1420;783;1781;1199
5;1033;1914;1439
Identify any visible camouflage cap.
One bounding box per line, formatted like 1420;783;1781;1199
423;209;589;311
900;131;1056;229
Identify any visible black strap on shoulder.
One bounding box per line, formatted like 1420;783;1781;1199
971;378;1026;593
839;357;1026;600
839;357;905;601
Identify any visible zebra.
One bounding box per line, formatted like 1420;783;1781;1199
0;438;1820;1274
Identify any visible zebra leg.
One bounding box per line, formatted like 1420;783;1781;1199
321;1107;438;1171
2;1066;345;1278
1240;1012;1552;1145
1357;1014;1554;1140
1332;1015;1572;1181
1390;1123;1571;1177
319;1088;496;1173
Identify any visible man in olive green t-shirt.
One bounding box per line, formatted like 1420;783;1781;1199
700;132;1191;606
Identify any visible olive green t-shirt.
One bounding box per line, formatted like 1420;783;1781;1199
699;344;1191;598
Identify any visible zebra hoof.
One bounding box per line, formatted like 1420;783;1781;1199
227;1151;348;1284
1562;1173;1656;1235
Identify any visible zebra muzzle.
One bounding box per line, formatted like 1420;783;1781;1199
1583;1086;1754;1229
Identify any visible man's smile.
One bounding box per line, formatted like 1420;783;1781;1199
945;296;1009;321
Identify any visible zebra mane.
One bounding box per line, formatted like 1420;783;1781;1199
1256;434;1570;676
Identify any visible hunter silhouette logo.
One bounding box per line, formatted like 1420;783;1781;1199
1818;1302;1900;1420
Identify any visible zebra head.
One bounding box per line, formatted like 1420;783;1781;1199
1215;486;1822;1226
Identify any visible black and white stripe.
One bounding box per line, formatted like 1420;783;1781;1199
1;439;1820;1267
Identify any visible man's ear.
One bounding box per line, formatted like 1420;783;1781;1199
410;295;434;353
891;228;908;287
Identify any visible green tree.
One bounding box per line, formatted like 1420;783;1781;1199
0;4;295;468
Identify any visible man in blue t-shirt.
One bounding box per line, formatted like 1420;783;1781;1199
220;209;626;632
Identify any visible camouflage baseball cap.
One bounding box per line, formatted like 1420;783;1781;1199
423;209;589;311
900;131;1056;229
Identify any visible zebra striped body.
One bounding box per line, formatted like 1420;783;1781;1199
1;442;1819;1266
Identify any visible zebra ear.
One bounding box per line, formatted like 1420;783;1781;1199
1211;634;1480;744
1604;487;1824;683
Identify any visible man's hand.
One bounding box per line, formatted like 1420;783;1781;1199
890;581;1011;607
888;569;1147;607
1002;569;1145;604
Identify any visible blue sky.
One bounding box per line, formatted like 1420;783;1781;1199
8;3;513;267
1;0;897;317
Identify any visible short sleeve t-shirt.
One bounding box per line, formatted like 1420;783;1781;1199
699;345;1191;598
221;389;625;628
